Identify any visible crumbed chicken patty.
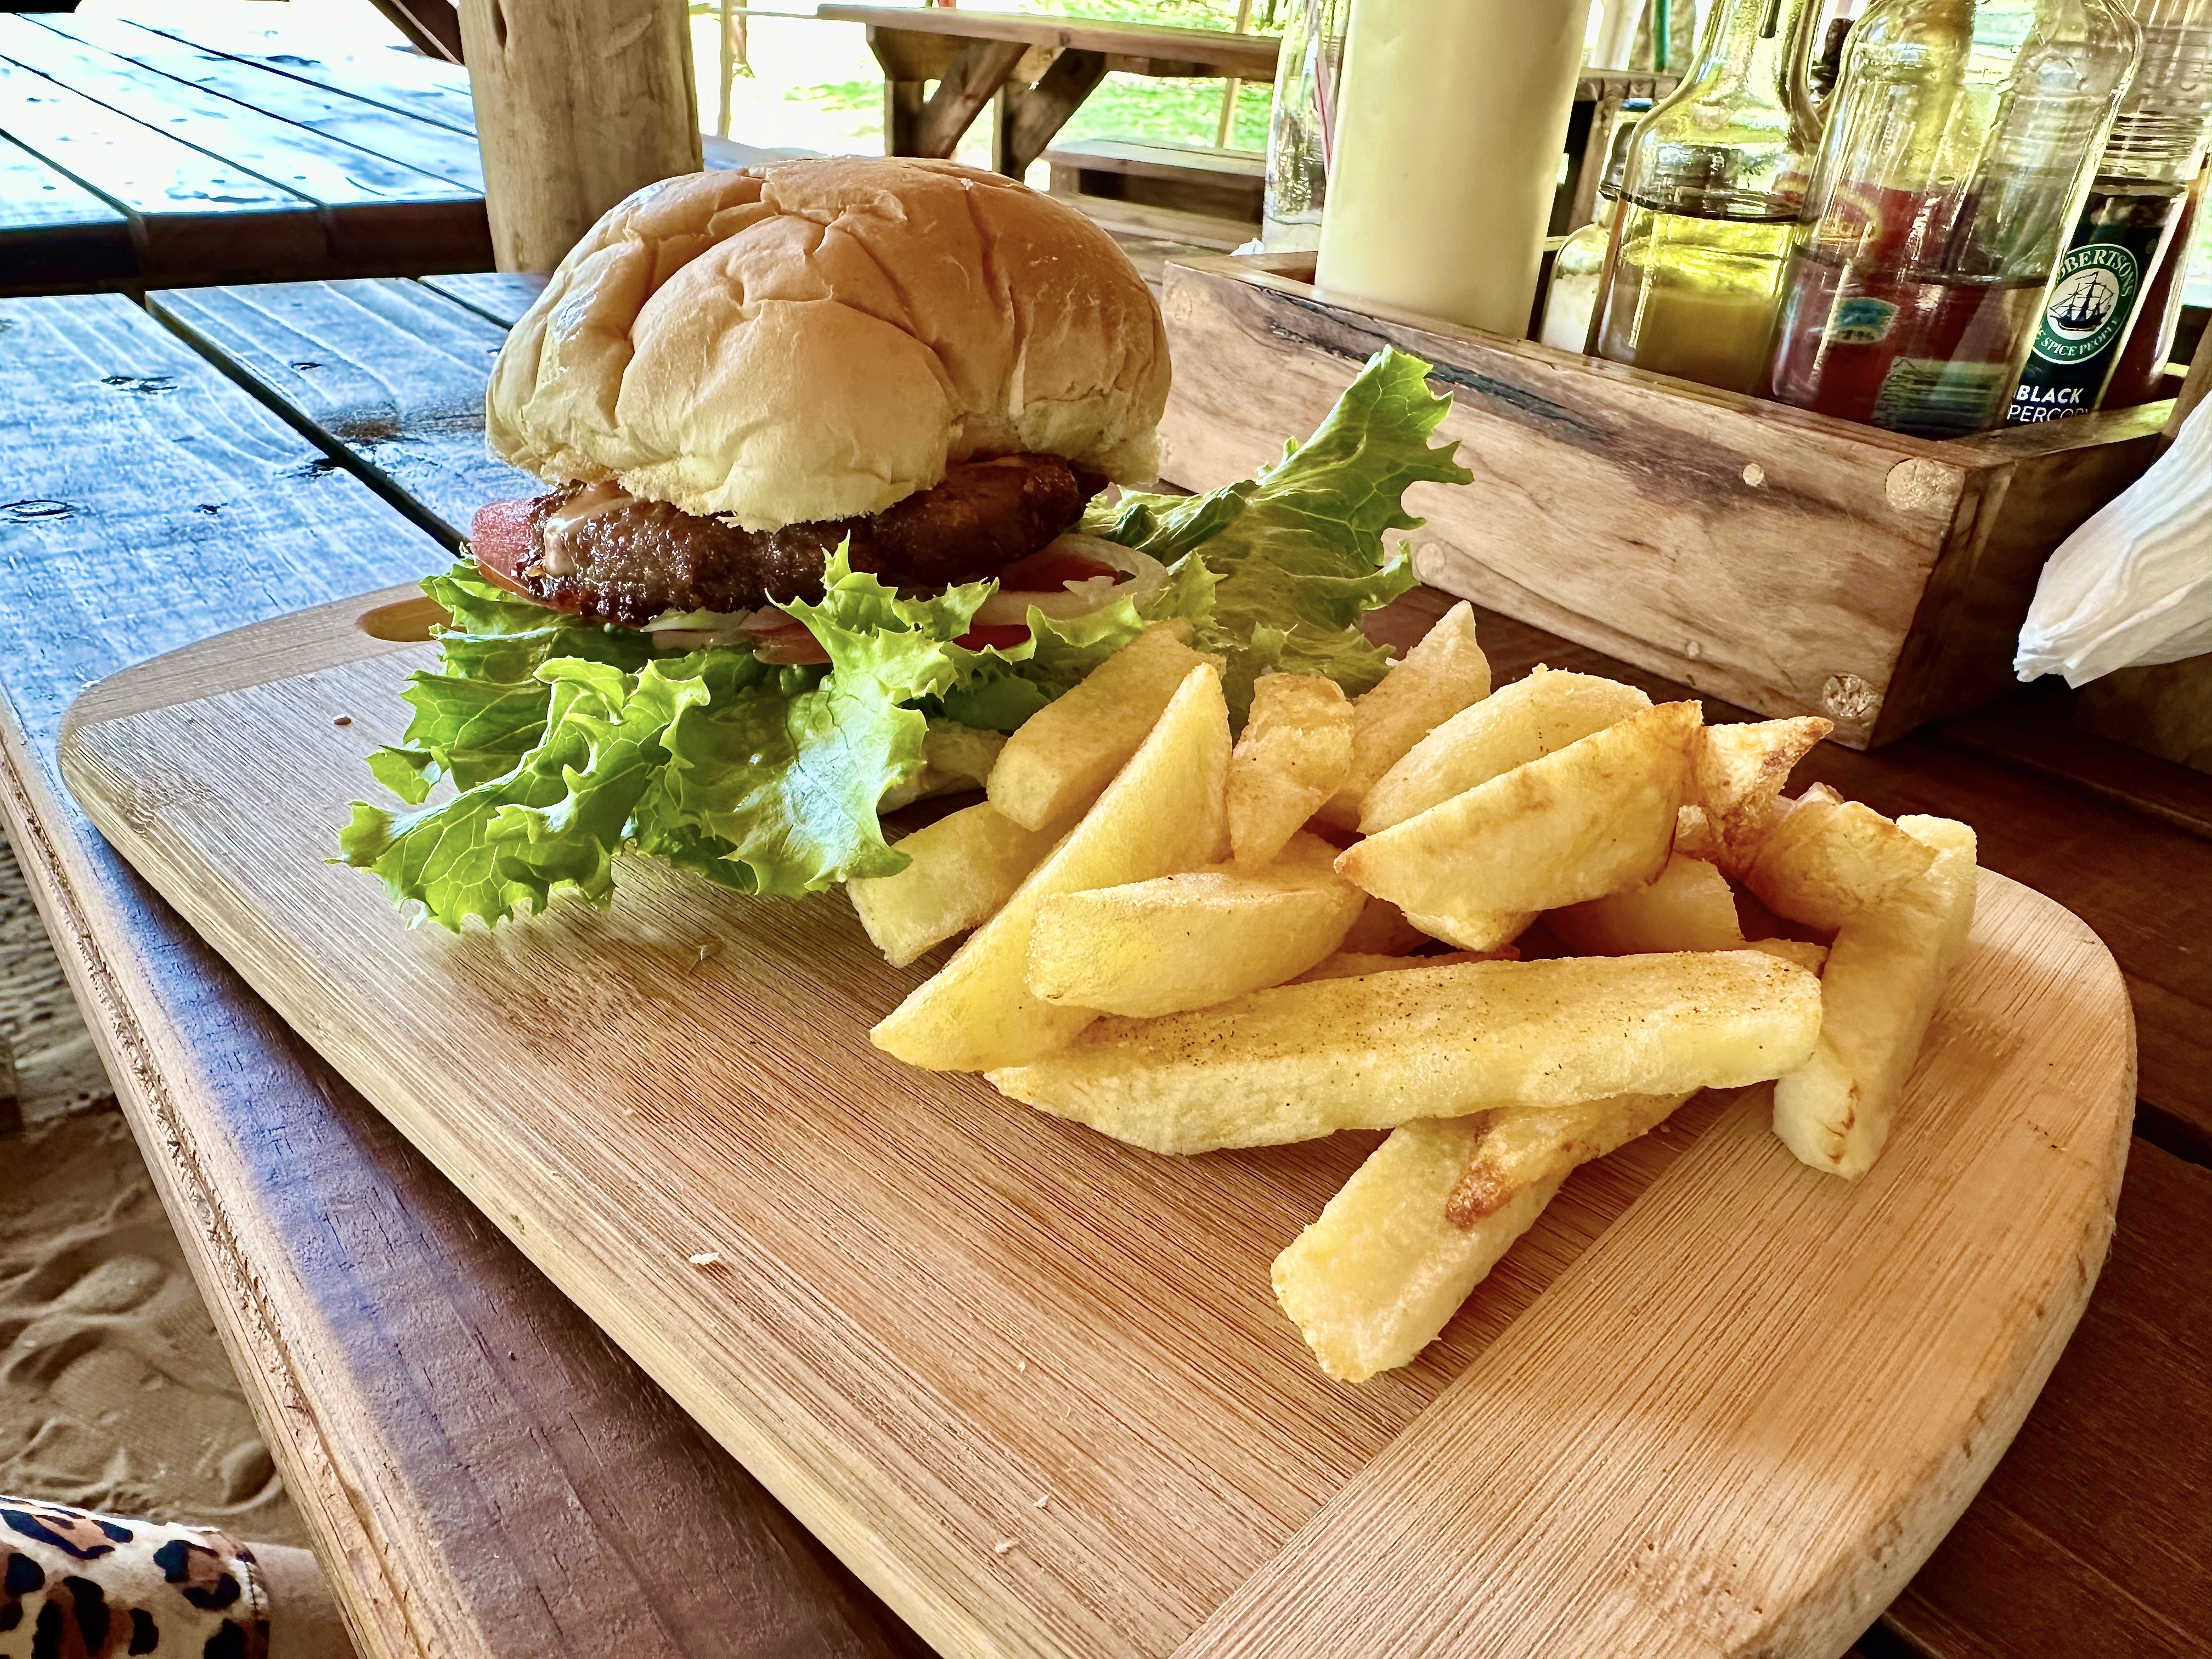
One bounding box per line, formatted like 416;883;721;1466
474;455;1105;628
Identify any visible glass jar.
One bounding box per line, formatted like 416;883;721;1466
2007;0;2212;420
1589;0;1822;392
1765;0;2141;437
1541;103;1651;351
1261;0;1352;253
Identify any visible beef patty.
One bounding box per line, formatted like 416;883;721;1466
504;455;1104;628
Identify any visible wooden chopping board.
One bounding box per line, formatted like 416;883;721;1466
59;585;2135;1659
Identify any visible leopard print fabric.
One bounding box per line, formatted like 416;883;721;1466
0;1499;268;1658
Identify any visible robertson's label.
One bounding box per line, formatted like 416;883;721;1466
2030;242;2139;366
2008;203;2171;426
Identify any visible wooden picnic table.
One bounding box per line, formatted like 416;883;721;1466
0;8;490;290
0;272;2204;1659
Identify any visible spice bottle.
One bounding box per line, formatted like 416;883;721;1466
1541;103;1651;352
1588;0;1821;393
2006;0;2212;421
1765;0;2140;437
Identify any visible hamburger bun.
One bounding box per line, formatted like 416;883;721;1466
487;157;1171;532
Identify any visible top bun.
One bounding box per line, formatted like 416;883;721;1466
486;157;1171;531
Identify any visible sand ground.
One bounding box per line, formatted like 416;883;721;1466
0;831;306;1548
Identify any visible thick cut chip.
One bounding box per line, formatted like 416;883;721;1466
1696;716;1833;874
1026;834;1362;1017
987;624;1216;832
1228;674;1353;868
873;663;1231;1069
1446;1090;1693;1223
1336;701;1702;939
988;950;1821;1154
1361;667;1652;832
1750;938;1830;974
1273;1118;1555;1383
848;803;1061;967
1674;802;1724;863
1744;785;1939;932
1773;815;1977;1179
1313;602;1489;831
1548;852;1743;956
1401;906;1538;953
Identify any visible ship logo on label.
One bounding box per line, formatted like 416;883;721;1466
2031;245;2138;364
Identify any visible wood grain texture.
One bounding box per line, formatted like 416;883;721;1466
57;582;2132;1659
1879;1138;2212;1659
0;293;927;1659
0;15;486;275
35;13;487;192
455;0;700;273
0;54;325;279
1155;256;2168;748
117;12;481;139
0;131;132;290
147;278;540;544
414;268;548;328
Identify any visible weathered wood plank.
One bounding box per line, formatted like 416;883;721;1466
817;5;1279;80
0;56;325;279
148;278;540;544
0;131;134;290
414;269;547;329
118;11;479;137
0;292;922;1659
0;18;486;273
35;12;487;191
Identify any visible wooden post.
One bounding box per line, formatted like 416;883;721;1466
457;0;702;273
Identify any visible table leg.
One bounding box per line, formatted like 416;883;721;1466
992;48;1109;177
910;38;1030;159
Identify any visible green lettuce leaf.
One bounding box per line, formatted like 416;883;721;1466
342;346;1468;927
1088;345;1471;713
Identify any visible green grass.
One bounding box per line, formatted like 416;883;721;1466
797;72;1271;154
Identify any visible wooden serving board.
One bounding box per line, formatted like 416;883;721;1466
59;588;2135;1659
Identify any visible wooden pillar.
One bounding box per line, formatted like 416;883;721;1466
457;0;703;273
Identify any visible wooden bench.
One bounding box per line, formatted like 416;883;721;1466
1043;138;1262;237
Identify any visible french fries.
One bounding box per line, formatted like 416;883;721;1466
1743;783;1939;930
1227;674;1353;868
1272;1117;1554;1383
1445;1091;1691;1223
851;590;1982;1382
1272;1087;1692;1381
1313;602;1490;831
1772;816;1977;1178
1695;716;1832;875
987;624;1218;832
848;803;1060;967
1548;851;1744;955
1026;833;1362;1017
1336;701;1701;942
872;663;1231;1070
986;951;1821;1154
1361;667;1651;833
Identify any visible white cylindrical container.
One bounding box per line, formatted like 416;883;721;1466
1316;0;1595;336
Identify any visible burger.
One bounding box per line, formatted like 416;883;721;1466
343;157;1469;929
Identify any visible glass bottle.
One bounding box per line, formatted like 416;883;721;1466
1261;0;1352;253
1765;0;2141;438
2007;0;2212;421
2102;153;2208;402
1541;103;1651;351
1589;0;1821;393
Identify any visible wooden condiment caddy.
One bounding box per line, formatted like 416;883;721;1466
1157;253;2172;748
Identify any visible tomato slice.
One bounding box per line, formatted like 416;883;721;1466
994;550;1119;589
469;498;537;596
748;618;831;664
956;623;1032;651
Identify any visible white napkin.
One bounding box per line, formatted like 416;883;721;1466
2015;397;2212;687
